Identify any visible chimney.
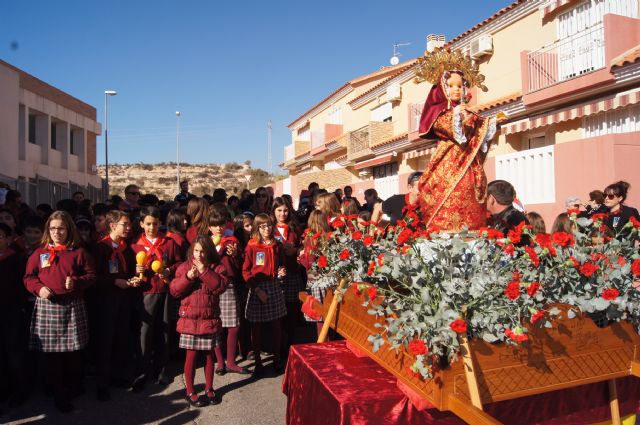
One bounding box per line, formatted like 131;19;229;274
426;34;446;52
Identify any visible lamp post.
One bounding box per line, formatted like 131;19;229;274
244;174;252;190
104;90;117;199
176;111;181;190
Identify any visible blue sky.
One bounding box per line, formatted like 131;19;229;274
1;0;512;172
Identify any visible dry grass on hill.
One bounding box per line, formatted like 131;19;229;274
98;161;281;200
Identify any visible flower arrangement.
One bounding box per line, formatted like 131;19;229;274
306;206;640;379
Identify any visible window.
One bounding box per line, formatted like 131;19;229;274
28;115;36;144
327;107;343;125
373;162;398;179
51;122;57;150
70;130;77;155
557;0;637;38
297;125;310;141
584;104;640;138
371;103;392;122
526;135;549;150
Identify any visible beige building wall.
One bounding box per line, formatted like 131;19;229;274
0;64;20;183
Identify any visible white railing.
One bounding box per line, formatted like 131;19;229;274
527;23;604;93
495;145;555;205
284;144;295;162
311;131;325;149
409;103;422;133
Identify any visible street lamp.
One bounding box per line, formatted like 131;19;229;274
244;174;252;190
176;111;181;190
104;90;117;200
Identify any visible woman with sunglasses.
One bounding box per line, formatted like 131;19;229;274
250;187;272;216
603;181;639;237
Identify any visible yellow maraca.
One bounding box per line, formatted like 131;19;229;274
136;251;147;279
212;235;222;246
151;259;164;274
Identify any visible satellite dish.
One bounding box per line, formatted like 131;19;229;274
390;56;400;66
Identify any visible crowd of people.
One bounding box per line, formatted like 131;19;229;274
0;176;637;415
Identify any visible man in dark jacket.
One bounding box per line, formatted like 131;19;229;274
486;180;529;241
381;171;423;225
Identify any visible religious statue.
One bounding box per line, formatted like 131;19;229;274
414;48;504;231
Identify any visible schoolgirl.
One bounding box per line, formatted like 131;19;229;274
23;210;96;413
186;198;211;244
131;206;183;391
0;223;29;407
242;213;287;375
315;192;341;223
170;236;227;407
92;210;138;401
299;210;331;336
271;197;303;350
208;204;247;374
165;207;190;259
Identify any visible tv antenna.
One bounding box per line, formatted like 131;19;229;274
390;42;411;66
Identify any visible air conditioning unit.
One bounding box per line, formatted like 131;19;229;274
470;34;493;60
386;82;401;101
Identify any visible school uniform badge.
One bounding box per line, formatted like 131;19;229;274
40;253;51;268
256;252;265;266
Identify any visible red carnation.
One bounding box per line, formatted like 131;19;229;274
449;319;467;334
630;216;640;229
408;339;428;356
507;228;522;244
632;259;640;277
352;231;363;241
401;244;411;255
504;282;521;300
363;235;374;246
579;261;599;277
602;288;620;301
531;310;546;324
535;233;552;248
317;255;328;268
527;282;541;297
367;261;375;276
397;219;407;228
332;219;346;229
502;243;515;257
377;253;384;267
552;232;575;248
339;249;351;261
568;256;579;268
301;296;322;321
397;228;413;245
591;213;608;222
525;247;540;267
566;208;580;216
617;256;626;267
505;328;529;343
351;282;362;297
367;285;378;301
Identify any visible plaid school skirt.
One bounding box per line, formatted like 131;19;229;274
29;297;89;352
219;283;241;328
304;278;327;323
179;333;218;351
245;280;287;323
281;269;306;303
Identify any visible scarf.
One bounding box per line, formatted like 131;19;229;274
46;244;69;265
138;235;165;266
101;235;128;273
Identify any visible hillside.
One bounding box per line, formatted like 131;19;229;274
98;161;280;200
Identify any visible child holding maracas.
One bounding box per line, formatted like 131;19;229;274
131;206;183;392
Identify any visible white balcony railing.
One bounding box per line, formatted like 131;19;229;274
495;145;555;205
284;144;295;162
311;131;325;149
527;23;605;93
409;103;422;133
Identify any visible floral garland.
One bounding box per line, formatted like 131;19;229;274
307;205;640;379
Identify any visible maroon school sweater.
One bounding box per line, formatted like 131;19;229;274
24;246;96;300
0;248;29;307
131;234;183;295
93;235;136;295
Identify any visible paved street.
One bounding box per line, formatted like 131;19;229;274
2;355;287;425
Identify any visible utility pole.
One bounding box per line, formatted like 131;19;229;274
176;111;181;190
267;120;272;175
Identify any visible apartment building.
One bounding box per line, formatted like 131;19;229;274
0;60;103;206
278;0;640;226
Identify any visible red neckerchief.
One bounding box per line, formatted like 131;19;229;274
101;235;128;273
276;223;289;241
0;247;16;262
138;235;165;266
47;244;68;265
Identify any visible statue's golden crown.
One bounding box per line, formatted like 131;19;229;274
414;47;488;92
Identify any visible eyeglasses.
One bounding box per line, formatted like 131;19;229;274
116;222;132;227
605;194;618;200
258;224;273;229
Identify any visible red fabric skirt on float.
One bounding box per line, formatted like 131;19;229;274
282;341;640;425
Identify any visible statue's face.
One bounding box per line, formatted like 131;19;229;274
446;73;464;102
